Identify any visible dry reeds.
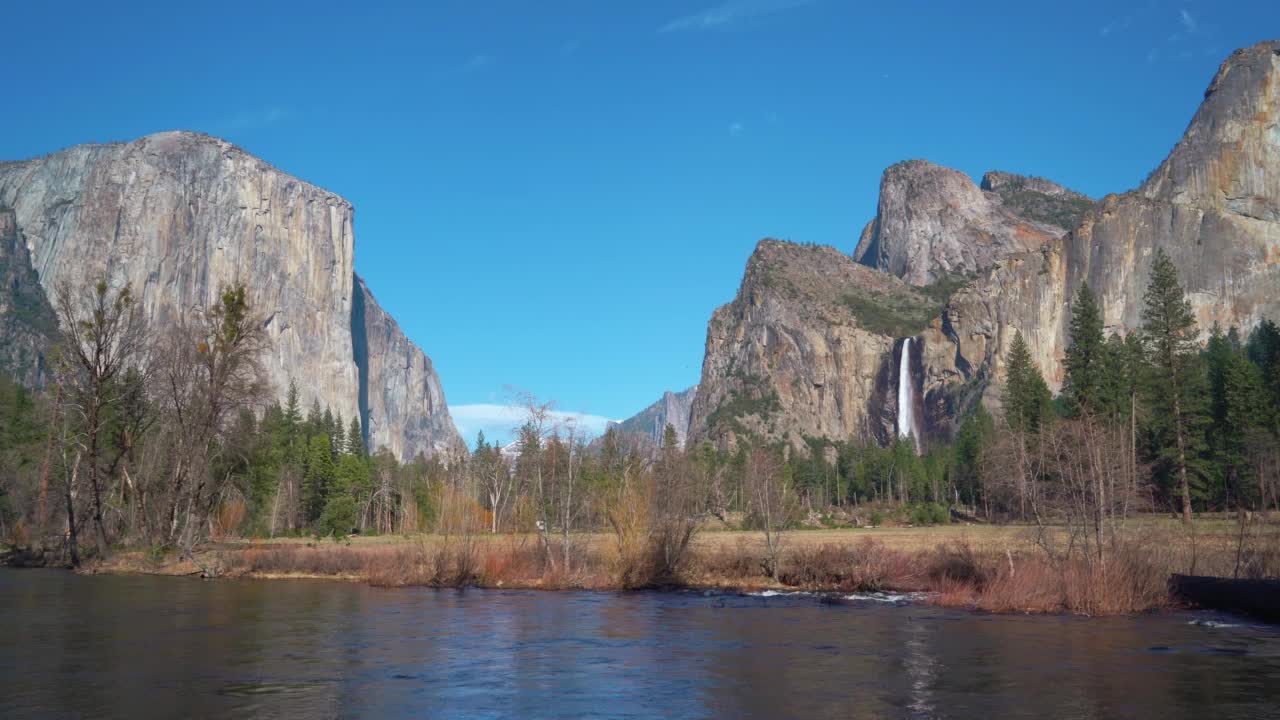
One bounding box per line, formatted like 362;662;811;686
931;541;1171;615
779;540;922;592
194;519;1271;616
690;538;765;586
234;544;370;577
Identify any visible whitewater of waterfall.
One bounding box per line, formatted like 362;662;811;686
896;337;920;452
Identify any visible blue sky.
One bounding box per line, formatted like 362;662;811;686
3;1;1276;445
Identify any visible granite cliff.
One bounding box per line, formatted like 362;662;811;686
687;241;957;448
948;40;1280;400
354;276;459;459
853;160;1091;286
615;386;699;448
0;132;461;459
0;207;58;386
693;41;1280;449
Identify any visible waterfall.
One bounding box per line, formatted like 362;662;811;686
896;338;920;452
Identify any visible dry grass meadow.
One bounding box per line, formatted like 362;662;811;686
90;515;1280;617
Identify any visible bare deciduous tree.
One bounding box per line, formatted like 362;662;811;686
551;422;587;574
52;279;148;557
515;392;557;570
744;447;794;580
154;286;268;551
474;439;512;533
649;424;699;581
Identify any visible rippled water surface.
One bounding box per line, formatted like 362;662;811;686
2;570;1279;718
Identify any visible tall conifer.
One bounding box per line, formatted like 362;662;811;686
1004;331;1051;433
1140;248;1207;523
1063;281;1106;414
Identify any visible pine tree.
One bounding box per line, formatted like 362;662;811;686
1001;330;1051;519
305;399;323;437
303;434;336;523
1122;333;1148;414
322;407;336;442
661;423;680;457
279;381;303;466
656;422;683;505
1247;318;1280;432
1097;331;1149;497
1097;334;1127;420
327;447;367;539
284;381;301;434
347;417;365;456
1063;281;1106;415
1208;325;1264;509
1141;248;1207;523
332;413;345;459
952;406;994;509
1004;331;1052;433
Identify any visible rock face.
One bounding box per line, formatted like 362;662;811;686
354;276;461;459
853;160;1087;286
979;171;1096;232
0;207;58;386
616;386;699;447
950;40;1280;403
694;41;1280;447
0;132;461;459
1070;41;1280;334
1142;43;1280;221
688;241;961;448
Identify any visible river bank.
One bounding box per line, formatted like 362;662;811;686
34;519;1275;617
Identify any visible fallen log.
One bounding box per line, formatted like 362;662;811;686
1169;574;1280;623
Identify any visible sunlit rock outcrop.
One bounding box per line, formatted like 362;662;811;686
853;160;1088;286
687;241;960;449
694;40;1280;446
0;132;461;458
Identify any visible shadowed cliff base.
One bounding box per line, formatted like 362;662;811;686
351;272;371;450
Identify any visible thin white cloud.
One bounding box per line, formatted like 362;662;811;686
451;403;617;447
215;107;290;132
659;0;817;33
1179;9;1197;33
463;53;495;71
1099;15;1132;37
729;121;745;136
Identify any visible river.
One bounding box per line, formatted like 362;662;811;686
2;570;1278;718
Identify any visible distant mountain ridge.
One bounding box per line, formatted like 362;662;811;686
614;386;699;448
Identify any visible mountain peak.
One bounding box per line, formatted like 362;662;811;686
854;160;1075;285
1140;39;1280;221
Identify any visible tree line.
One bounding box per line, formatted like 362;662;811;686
2;249;1278;572
0;279;434;564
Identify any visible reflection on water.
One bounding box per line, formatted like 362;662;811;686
2;570;1278;719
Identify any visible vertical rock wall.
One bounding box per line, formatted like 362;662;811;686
0;132;462;459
